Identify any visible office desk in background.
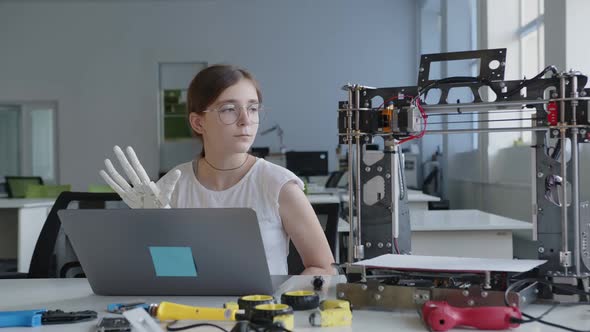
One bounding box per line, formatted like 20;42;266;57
0;199;54;273
338;210;533;259
0;277;581;332
307;189;440;211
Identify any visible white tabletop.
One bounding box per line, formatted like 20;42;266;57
411;210;533;231
330;189;440;203
406;189;441;202
0;277;396;332
307;194;341;204
0;198;55;209
339;210;533;233
0;278;582;331
310;189;441;204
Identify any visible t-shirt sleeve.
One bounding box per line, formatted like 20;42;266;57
262;163;305;208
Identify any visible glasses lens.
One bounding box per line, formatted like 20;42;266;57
218;104;239;125
249;103;265;124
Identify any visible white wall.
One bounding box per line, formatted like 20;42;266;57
0;0;418;190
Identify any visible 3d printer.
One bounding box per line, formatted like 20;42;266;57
336;48;590;310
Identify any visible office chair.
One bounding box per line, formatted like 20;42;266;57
5;176;44;198
287;202;339;275
0;192;124;279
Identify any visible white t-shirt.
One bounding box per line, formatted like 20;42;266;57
167;158;304;275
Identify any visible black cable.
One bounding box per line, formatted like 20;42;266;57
166;322;229;332
504;278;590;332
514;314;590;332
505;65;558;98
420;76;484;94
246;322;292;332
518;302;559;323
550;138;562;160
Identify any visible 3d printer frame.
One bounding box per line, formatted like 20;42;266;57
336;48;590;309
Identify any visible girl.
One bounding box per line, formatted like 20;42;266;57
100;65;335;275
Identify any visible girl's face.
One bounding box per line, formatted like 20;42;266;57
190;78;260;155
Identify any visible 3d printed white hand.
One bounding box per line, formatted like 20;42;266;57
99;146;181;208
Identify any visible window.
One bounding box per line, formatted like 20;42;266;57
518;0;544;143
158;62;207;173
0;103;57;184
0;106;20;178
159;62;207;141
485;0;544;149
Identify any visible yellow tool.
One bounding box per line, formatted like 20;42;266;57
139;294;295;329
148;301;237;321
250;304;294;330
309;300;352;327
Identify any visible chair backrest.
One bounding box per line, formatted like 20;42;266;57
28;191;124;278
287;202;339;275
25;184;71;198
5;176;44;198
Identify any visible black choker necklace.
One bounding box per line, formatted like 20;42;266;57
203;155;249;171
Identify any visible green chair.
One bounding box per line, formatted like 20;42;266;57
5;176;44;198
87;184;114;193
24;184;72;199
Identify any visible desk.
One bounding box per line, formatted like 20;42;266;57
406;189;441;211
338;210;533;259
0;199;54;273
307;194;341;205
307;189;440;211
0;278;583;332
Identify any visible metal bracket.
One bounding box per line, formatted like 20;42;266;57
417;48;507;90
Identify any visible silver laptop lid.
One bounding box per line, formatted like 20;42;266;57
58;208;276;296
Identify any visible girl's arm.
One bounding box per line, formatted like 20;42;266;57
279;182;336;275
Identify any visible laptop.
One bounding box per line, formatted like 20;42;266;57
58;208;286;296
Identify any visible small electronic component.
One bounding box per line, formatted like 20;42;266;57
96;317;131;332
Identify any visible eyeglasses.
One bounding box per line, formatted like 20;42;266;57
203;102;266;125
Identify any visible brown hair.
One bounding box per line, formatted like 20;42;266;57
187;65;262;157
188;65;262;128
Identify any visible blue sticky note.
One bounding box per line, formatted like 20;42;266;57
148;246;198;277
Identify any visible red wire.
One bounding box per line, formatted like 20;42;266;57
397;97;428;144
393;237;400;254
376;94;428;145
376;94;414;109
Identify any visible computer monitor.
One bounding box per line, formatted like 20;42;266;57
285;151;329;177
251;147;270;159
